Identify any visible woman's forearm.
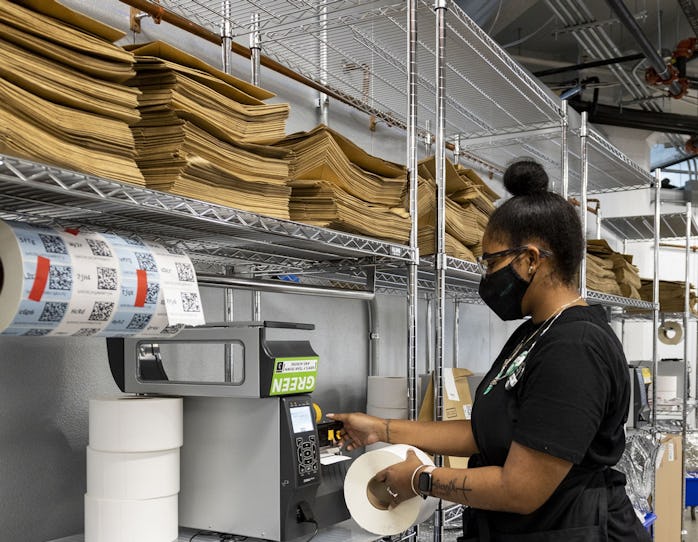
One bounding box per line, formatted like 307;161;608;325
384;419;478;457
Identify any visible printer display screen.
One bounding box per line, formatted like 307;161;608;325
290;405;314;433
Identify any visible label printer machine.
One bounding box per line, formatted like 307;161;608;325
107;321;351;541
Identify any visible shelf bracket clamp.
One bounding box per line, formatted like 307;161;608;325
129;3;163;33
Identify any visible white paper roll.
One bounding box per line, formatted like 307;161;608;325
655;376;678;401
87;447;180;500
367;376;407;409
89;397;183;453
366;405;408;419
84;494;178;542
344;444;438;536
658;321;683;345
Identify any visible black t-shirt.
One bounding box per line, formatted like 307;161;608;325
470;304;643;537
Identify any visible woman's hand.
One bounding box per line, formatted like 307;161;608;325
326;412;385;451
371;449;425;508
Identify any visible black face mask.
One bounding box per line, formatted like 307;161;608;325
478;263;532;321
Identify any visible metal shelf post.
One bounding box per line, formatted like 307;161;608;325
580;112;589;299
250;13;261;86
652;169;661;427
560;99;569;199
683;201;691;538
406;0;419;426
433;1;447;541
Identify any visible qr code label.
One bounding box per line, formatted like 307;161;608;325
181;292;201;313
135;252;157;272
127;313;152;330
175;262;195;282
49;265;73;291
23;328;51;336
145;283;159;305
73;328;98;337
87;239;113;258
39;234;67;254
39;302;68;322
89;301;115;322
97;267;118;290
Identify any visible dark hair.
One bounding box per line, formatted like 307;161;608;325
485;159;583;285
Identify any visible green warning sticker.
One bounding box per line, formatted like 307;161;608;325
269;356;319;396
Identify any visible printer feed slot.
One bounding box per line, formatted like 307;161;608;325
137;340;246;386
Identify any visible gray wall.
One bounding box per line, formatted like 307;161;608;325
0;2;512;540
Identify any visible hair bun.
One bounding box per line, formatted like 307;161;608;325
502;159;549;197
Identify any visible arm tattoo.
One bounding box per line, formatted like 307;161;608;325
432;475;472;504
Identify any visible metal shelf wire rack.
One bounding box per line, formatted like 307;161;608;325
156;0;562;141
0;154;413;275
602;213;698;242
566;125;654;195
586;290;654;311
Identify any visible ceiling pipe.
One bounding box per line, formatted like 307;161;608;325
604;0;685;96
570;99;698;134
533;52;644;77
677;0;698;37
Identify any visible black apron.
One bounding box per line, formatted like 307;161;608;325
456;467;650;542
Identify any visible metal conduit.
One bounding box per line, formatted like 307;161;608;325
197;274;375;300
553;0;687;148
559;0;648;99
569;0;650;98
604;0;685;96
547;0;659;106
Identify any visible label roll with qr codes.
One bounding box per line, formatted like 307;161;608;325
0;220;122;336
0;220;204;337
97;234;184;338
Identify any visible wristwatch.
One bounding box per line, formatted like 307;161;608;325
417;466;437;499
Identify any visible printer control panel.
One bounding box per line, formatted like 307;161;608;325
282;396;320;488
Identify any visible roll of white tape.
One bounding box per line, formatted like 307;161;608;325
84;494;178;542
658;321;683;345
87;447;180;500
366;405;408;420
89;397;183;453
367;376;407;409
344;444;438;536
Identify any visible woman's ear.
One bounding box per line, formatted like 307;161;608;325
524;245;541;275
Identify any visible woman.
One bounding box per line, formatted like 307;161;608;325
328;160;650;541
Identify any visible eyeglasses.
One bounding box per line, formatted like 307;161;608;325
476;246;552;276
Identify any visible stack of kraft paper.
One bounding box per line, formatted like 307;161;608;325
416;156;500;262
280;125;411;243
126;41;293;219
0;0;144;185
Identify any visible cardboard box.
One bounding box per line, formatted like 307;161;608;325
418;367;473;468
653;433;683;541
